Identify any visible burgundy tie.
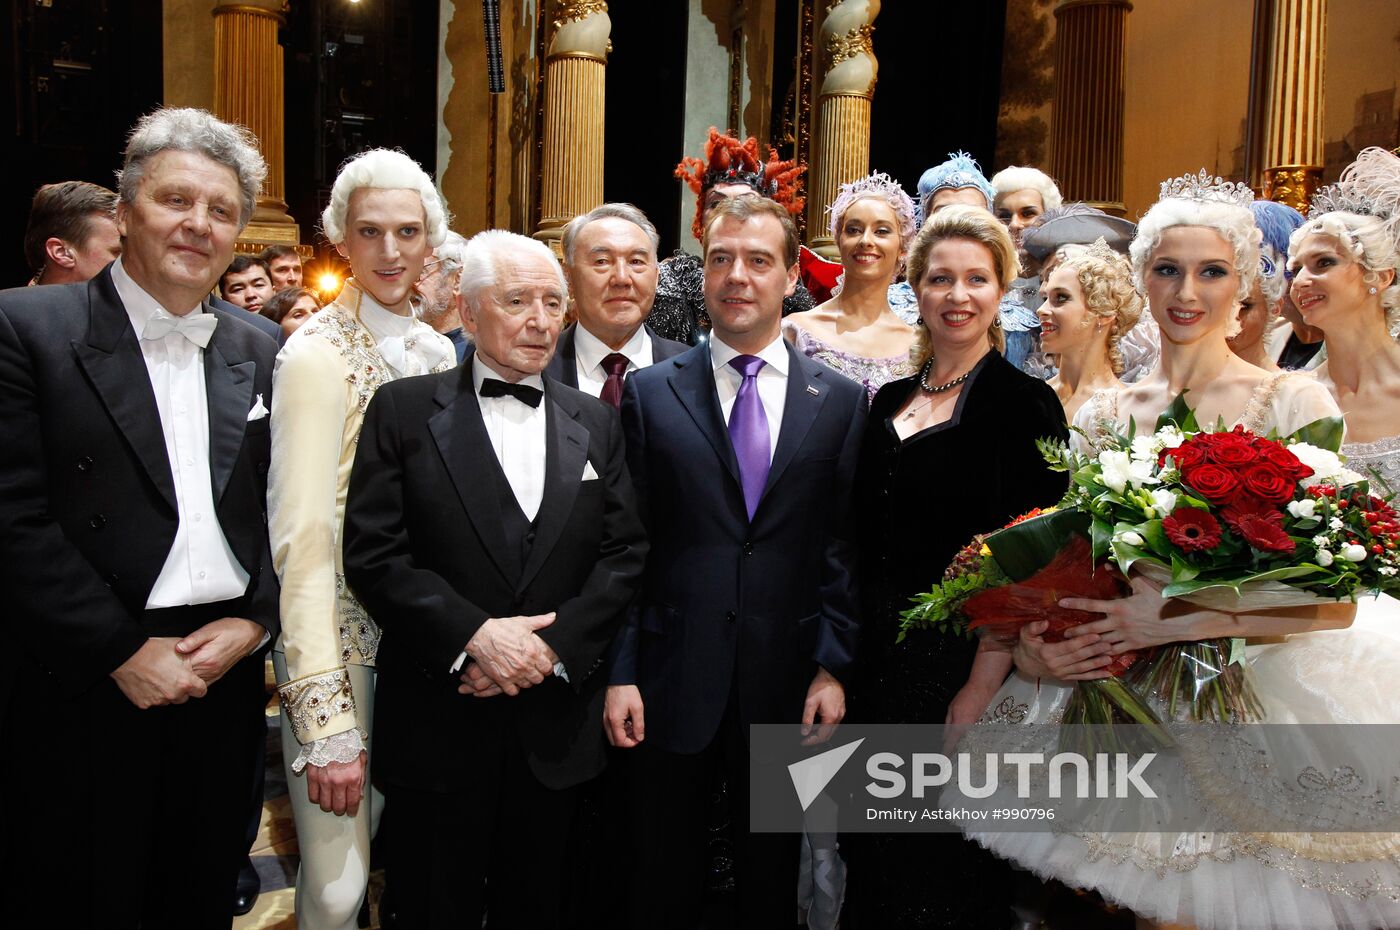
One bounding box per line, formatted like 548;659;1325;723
600;352;629;409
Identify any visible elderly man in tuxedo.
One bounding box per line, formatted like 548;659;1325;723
607;195;866;929
0;108;279;929
343;229;647;929
546;203;688;404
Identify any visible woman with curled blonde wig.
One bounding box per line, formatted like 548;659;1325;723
842;203;1069;927
1039;239;1144;421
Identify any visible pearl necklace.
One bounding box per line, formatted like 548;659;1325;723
918;358;973;393
903;360;973;420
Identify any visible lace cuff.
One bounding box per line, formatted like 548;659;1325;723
277;667;358;744
290;727;367;774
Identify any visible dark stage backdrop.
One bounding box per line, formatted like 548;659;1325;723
867;2;1008;204
3;0;163;287
282;0;438;267
603;3;689;258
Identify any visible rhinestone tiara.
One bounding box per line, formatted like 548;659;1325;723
1159;168;1255;207
1058;236;1131;272
1310;147;1400;223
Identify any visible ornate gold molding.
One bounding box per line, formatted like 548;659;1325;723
211;3;286;25
1262;165;1322;214
553;0;607;28
826;23;873;67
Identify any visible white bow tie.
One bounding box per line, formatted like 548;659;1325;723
377;332;451;376
141;310;218;348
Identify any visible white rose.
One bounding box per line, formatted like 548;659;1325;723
1336;468;1365;487
1156;426;1185;449
1288;443;1343;486
1130;434;1160;462
1149;489;1178;516
1097;449;1131;494
1127;458;1160;489
1287;499;1317;519
1316;548;1335;567
1341;544;1368;563
1117;530;1145;547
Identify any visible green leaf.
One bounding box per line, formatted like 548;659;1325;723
1287;416;1346;454
1140;519;1170;556
1091;517;1114;562
1162;578;1242;598
1170;551;1200;582
1155;391;1199;434
983;509;1092;581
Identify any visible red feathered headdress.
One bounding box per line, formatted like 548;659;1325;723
674;127;806;241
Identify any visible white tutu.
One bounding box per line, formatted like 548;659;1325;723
962;595;1400;930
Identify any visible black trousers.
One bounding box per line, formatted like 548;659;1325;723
383;728;583;930
621;695;799;930
1;600;265;930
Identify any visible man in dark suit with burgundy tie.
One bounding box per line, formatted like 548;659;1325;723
607;195;866;928
343;228;647;930
0;108;280;929
546;203;688;405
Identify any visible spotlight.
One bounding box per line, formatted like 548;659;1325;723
317;272;343;298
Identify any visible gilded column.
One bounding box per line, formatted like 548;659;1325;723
1259;0;1328;212
1050;0;1131;216
805;0;879;257
533;1;611;252
213;0;299;246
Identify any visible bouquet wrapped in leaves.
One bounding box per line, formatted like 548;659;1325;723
1039;396;1400;722
901;393;1400;732
900;507;1170;744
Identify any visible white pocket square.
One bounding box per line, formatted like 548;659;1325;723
581;460;600;481
247;393;269;422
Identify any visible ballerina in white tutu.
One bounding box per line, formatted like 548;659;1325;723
960;168;1400;930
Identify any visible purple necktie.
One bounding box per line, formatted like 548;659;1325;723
727;355;770;519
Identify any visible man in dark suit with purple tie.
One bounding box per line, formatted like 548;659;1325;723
607;195;866;928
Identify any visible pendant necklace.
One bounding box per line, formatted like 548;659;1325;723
904;360;972;419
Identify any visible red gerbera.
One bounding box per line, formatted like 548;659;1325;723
1235;512;1296;553
1220;495;1279;533
1163;507;1223;552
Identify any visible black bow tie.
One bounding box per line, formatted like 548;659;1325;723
480;378;543;408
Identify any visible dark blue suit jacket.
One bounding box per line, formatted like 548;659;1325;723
544;322;689;389
613;340;866;754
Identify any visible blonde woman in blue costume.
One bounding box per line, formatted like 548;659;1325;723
269;149;455;928
960;170;1400;930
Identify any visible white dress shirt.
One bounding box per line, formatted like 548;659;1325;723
710;333;789;460
358;289;454;377
111;258;249;608
472;355;548;520
453;356;567;681
573;324;653;398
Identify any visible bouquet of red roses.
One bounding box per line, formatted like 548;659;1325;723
1037;395;1400;721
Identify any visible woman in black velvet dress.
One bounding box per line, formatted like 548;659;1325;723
842;205;1069;929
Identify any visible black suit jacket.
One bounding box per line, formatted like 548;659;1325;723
212;295;286;345
0;267;280;692
343;366;648;791
613;341;867;754
544;322;689;389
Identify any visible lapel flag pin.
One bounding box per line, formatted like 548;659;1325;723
806;385;820;396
